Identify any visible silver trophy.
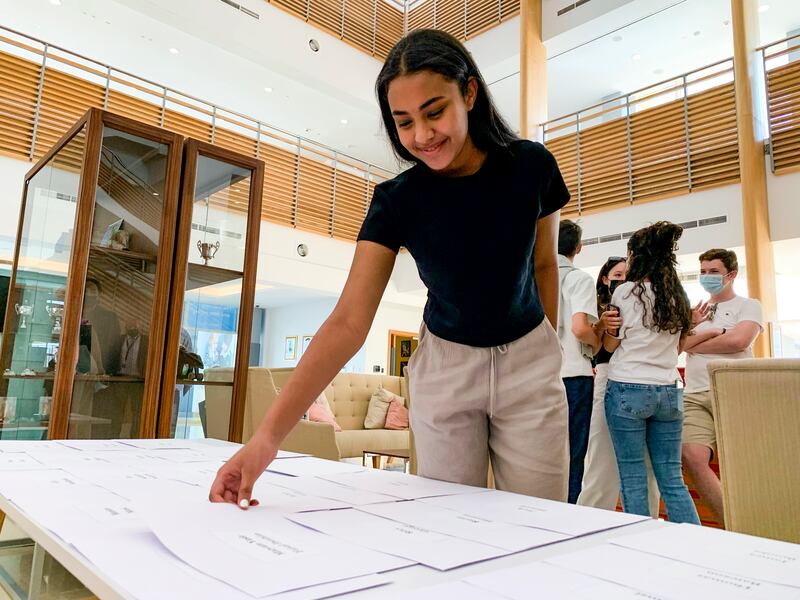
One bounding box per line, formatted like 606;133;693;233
46;303;64;334
197;240;220;266
14;303;33;329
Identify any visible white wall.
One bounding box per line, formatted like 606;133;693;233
262;298;422;373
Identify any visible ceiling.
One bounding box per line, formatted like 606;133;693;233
5;0;798;169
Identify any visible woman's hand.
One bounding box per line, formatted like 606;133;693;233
209;435;277;509
598;309;622;335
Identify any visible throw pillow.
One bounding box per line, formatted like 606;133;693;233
364;386;405;429
307;399;342;432
384;398;409;430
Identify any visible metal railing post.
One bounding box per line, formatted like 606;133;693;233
626;96;633;204
160;87;167;127
331;153;338;236
210;106;217;144
255;122;262;159
29;43;49;161
682;75;693;190
762;48;775;173
103;66;111;110
576;112;582;214
292;137;301;227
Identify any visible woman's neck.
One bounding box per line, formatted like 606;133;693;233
438;136;486;177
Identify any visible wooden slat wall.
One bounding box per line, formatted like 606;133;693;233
545;78;742;216
0;49;39;159
767;59;800;173
296;156;335;235
375;1;404;59
406;0;520;42
0;42;389;243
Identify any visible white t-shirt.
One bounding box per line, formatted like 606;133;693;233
558;256;597;378
608;282;682;385
684;295;764;393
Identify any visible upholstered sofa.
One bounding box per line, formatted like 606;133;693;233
205;367;410;461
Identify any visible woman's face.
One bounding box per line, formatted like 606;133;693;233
602;261;627;286
387;70;480;175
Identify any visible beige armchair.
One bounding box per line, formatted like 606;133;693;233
240;368;410;462
708;358;800;543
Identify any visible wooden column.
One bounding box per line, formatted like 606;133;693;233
731;0;777;357
519;0;546;142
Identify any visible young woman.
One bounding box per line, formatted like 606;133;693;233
210;29;571;508
603;222;700;524
577;257;660;516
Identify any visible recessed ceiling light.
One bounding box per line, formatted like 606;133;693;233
340;119;348;125
693;30;702;36
632;53;641;61
49;0;61;5
309;39;320;52
723;19;730;25
264;86;273;93
758;4;769;13
654;68;664;75
612;35;623;42
169;47;179;54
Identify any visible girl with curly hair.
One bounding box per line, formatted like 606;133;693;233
602;221;699;524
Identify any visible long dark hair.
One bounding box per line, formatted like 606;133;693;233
596;257;626;314
625;221;691;334
375;29;517;164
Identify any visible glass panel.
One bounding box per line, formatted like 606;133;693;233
66;127;169;439
171;155;251;439
0;128;86;440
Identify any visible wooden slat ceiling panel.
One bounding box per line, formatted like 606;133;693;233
262;145;297;227
343;0;375;50
270;0;308;20
332;170;368;240
768;60;800;173
408;0;434;31
296;156;334;234
467;0;499;37
34;66;105;159
309;0;343;37
375;2;403;59
0;50;39;158
499;0;520;20
107;90;162;127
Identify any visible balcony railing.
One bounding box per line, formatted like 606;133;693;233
0;25;394;243
543;33;800;218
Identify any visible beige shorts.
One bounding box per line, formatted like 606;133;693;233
682;390;716;452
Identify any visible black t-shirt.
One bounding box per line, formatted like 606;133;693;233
357;140;570;347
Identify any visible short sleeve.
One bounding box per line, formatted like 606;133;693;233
566;271;598;320
739;298;764;330
539;145;571;218
357;186;402;253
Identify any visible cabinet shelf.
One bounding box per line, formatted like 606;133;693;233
89;245;157;270
3;374;145;383
186;263;243;291
176;379;233;387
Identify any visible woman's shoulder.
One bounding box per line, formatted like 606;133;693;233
375;165;424;200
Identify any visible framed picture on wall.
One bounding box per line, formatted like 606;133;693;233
284;336;297;361
301;335;313;355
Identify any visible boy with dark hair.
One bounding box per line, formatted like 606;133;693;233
557;219;610;503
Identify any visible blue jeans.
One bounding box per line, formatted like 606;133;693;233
563;376;593;504
605;380;700;524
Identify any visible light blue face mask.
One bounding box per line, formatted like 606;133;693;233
699;274;725;295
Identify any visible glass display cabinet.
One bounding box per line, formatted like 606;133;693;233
0;110;263;442
0;109;183;440
158;141;263;442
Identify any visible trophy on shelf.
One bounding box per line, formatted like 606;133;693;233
197;240;220;266
46;302;64;334
14;303;33;329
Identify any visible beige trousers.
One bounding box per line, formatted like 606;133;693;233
577;363;661;517
408;319;569;501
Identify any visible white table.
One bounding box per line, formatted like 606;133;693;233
0;439;665;599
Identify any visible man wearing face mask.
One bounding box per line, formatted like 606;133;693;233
681;249;763;523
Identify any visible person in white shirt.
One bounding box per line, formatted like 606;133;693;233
603;221;699;524
557;220;617;503
681;248;763;523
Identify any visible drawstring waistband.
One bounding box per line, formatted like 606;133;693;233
489;344;508;419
